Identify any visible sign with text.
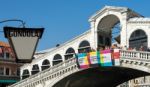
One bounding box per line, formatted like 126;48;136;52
4;27;44;63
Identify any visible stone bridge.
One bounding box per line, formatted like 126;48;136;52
8;5;150;87
9;50;150;87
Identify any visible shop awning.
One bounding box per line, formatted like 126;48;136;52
0;80;18;83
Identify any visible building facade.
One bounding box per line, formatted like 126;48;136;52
0;41;22;87
18;6;150;86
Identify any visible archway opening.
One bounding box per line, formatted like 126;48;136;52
65;48;75;60
129;29;147;50
31;64;40;75
97;15;121;50
78;40;91;53
53;67;150;87
41;59;50;71
22;69;30;79
53;54;63;66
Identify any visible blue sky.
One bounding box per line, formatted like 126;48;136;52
0;0;150;51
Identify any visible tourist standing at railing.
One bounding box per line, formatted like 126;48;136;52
105;46;110;50
128;47;133;50
111;44;116;50
139;46;144;51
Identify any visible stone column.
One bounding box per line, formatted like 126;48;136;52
120;13;128;48
90;20;97;50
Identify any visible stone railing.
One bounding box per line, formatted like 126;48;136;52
120;50;150;61
9;58;78;87
9;50;150;87
135;83;150;87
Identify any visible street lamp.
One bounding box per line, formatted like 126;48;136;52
1;19;44;63
4;27;44;63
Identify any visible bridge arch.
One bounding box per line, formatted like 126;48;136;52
22;69;30;79
41;59;50;71
78;40;91;53
52;54;63;66
65;47;75;60
51;66;150;87
120;59;150;73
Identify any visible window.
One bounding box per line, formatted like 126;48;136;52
6;52;10;59
0;67;4;75
0;48;4;57
4;52;10;59
6;68;10;75
17;68;20;76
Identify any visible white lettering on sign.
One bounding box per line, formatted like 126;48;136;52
8;29;41;37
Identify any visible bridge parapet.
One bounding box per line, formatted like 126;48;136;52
9;50;150;87
9;58;78;87
120;50;150;61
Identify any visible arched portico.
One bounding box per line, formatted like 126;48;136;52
89;6;140;49
53;54;63;66
65;47;75;60
22;69;30;79
129;29;147;50
96;15;121;50
78;40;91;53
31;64;40;75
41;59;50;71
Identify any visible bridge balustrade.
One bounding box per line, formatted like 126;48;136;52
136;83;150;87
9;50;150;87
120;50;150;61
10;58;77;87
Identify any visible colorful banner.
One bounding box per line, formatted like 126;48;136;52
100;49;112;66
76;49;120;69
77;53;90;69
112;49;120;66
89;51;99;67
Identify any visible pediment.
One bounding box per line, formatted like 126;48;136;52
89;6;142;22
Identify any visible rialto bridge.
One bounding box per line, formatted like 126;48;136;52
9;6;150;87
